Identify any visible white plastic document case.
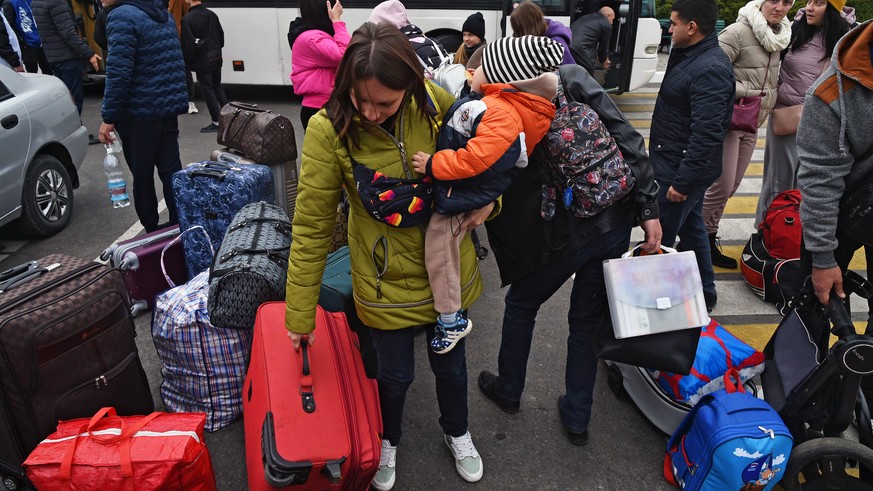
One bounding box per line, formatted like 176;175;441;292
602;247;708;338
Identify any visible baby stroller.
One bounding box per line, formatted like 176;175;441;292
760;270;873;490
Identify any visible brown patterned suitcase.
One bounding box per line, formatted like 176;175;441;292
0;254;154;490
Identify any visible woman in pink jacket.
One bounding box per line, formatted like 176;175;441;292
288;0;350;130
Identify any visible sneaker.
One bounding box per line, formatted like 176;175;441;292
371;439;396;491
200;122;219;133
708;233;737;269
429;315;472;354
188;102;199;114
557;396;589;445
444;432;483;482
475;245;489;260
477;370;519;413
704;291;718;314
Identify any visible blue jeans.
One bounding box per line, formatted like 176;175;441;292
370;325;468;445
52;58;84;115
494;225;631;433
657;184;716;297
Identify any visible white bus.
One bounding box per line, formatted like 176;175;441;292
206;0;661;93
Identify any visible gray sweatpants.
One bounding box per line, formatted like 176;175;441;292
755;118;799;224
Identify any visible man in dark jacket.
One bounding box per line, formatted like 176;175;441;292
31;0;100;114
569;6;614;75
478;64;662;446
181;0;227;132
98;0;188;233
649;0;734;312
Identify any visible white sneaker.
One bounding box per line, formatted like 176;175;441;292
444;432;483;482
188;102;198;114
371;439;396;491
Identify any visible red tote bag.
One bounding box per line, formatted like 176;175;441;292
24;407;217;491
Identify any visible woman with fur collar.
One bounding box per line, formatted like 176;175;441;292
702;0;793;270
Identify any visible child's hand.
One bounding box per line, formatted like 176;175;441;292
412;152;430;174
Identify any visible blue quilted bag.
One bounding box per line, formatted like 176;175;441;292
151;270;253;432
664;369;793;491
172;161;274;277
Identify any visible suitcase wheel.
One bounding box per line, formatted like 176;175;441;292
130;299;148;317
2;474;23;491
606;363;626;399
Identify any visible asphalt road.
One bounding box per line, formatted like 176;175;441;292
5;75;858;489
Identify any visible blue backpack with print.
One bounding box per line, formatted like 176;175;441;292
664;369;793;491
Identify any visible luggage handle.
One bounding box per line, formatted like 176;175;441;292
0;260;39;282
222;110;255;145
229;101;264;112
722;367;744;394
622;244;678;258
0;263;55;294
217;246;289;265
160;225;214;288
299;338;316;414
228;217;292;235
58;407;162;491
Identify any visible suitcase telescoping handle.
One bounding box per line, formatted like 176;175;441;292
188;161;238;180
299;338;316;413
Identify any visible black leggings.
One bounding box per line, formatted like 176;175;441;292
300;106;320;132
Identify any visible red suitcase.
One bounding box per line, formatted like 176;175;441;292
100;225;189;316
243;303;381;491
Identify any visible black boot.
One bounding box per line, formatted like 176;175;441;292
708;233;737;269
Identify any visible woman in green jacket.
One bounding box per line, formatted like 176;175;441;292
284;23;491;491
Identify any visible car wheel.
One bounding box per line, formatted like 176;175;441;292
16;154;74;237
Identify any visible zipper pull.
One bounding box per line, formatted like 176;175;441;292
95;375;108;389
376;279;382;299
758;426;775;439
563;181;573;209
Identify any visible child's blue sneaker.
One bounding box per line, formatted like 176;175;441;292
430;315;472;354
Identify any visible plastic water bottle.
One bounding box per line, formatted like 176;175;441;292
104;137;130;208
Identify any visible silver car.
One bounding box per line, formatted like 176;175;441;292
0;65;87;236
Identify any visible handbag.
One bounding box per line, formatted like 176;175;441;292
730;54;771;134
770;104;802;136
597;245;703;374
838;169;873;247
218;102;297;164
730;95;763;133
348;145;434;228
208;201;292;329
24;407;217;491
595;312;701;375
602;245;709;339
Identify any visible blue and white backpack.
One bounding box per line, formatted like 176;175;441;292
664;369;793;491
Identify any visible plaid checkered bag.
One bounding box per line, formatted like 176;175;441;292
151;271;253;432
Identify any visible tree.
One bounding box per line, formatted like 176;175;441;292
657;0;872;26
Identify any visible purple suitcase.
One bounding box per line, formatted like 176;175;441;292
101;225;189;316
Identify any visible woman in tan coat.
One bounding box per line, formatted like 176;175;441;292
702;0;793;269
